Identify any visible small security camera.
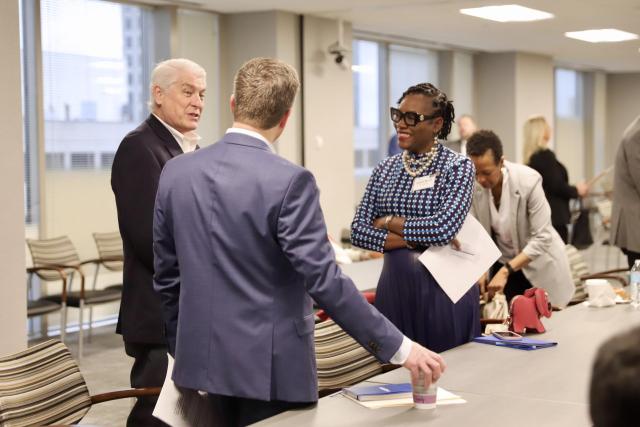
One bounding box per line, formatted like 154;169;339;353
328;41;350;67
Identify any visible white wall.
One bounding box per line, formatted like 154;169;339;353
515;53;554;163
0;0;27;354
174;9;221;146
218;11;302;164
475;53;517;160
475;52;553;163
606;73;640;167
302;16;356;238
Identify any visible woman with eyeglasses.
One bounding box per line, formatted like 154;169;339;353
350;83;479;353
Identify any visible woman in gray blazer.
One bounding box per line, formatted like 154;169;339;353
466;130;574;308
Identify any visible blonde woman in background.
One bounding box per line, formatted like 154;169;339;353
523;115;588;243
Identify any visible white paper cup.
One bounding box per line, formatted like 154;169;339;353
413;383;437;409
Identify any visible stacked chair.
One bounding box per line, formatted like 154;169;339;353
26;265;68;341
26;235;123;359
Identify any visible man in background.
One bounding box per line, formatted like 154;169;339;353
443;114;477;155
611;115;640;269
111;58;206;426
153;57;445;426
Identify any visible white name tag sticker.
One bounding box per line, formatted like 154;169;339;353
412;175;436;192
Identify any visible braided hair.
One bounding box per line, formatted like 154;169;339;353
397;83;455;140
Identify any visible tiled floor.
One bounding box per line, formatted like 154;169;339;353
39;240;628;426
60;327;134;426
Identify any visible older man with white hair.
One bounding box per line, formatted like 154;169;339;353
111;58;206;426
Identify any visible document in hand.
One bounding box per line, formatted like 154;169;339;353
343;383;413;401
153;354;216;426
473;335;558;350
418;214;501;303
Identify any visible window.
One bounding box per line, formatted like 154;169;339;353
353;40;382;176
388;45;439;106
555;68;583;118
352;39;439;178
554;67;585;185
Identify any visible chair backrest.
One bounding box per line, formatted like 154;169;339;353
0;340;91;426
565;244;590;303
315;319;383;391
26;236;81;282
92;232;124;272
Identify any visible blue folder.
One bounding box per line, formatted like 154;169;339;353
473;335;557;350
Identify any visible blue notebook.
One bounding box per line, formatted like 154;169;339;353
343;383;412;401
473;335;557;350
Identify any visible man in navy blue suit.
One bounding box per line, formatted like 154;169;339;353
153;57;446;426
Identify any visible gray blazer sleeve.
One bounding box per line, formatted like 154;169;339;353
521;175;554;260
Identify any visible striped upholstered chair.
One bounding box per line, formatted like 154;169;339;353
26;236;122;359
565;244;629;305
0;340;159;426
92;232;124;290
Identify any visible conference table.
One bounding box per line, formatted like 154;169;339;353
339;258;383;292
256;302;640;426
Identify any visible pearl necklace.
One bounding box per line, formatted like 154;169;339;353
402;142;439;177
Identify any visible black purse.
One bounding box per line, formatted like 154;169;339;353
569;202;593;249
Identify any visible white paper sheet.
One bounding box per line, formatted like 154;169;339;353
343;387;466;409
418;214;501;304
153;354;216;427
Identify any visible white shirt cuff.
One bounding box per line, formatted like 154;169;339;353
389;336;413;365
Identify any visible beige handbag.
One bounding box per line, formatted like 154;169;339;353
482;293;509;320
482;293;510;334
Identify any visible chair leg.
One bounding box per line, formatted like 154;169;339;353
78;300;84;361
89;265;99;343
60;303;67;343
88;307;93;343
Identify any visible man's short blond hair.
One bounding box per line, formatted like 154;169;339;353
233;58;299;130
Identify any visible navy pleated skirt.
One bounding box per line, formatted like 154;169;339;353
374;248;480;353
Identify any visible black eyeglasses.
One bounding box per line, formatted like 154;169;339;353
390;107;440;127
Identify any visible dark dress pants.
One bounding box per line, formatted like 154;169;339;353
553;223;568;244
124;342;169;427
490;262;533;303
208;394;315;427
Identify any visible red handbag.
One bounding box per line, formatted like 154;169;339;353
510;288;552;334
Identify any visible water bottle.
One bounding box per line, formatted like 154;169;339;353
630;260;640;309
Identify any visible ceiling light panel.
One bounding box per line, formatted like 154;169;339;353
459;4;554;22
565;29;639;43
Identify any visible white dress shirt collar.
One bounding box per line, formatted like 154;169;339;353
152;113;201;153
226;127;276;154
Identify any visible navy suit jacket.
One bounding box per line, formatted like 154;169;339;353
111;114;183;344
153;132;403;402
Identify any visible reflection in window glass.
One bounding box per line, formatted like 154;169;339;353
41;0;149;171
352;40;440;178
